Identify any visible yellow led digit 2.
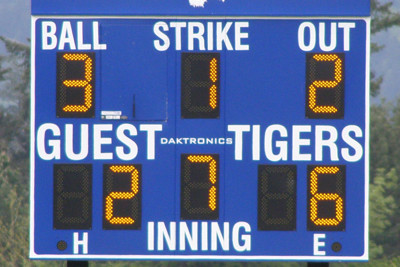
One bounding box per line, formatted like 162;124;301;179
62;53;93;113
104;164;141;229
308;54;342;113
305;53;344;119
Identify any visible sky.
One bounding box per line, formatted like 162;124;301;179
0;0;30;44
0;0;399;101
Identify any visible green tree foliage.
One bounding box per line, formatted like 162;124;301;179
370;0;400;96
368;3;400;260
332;256;400;267
0;37;32;266
367;98;400;264
0;152;30;266
370;99;400;177
371;0;400;35
1;0;400;266
0;36;30;159
370;102;393;178
369;168;400;259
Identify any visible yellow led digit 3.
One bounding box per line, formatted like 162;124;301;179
181;154;219;220
306;53;344;119
307;165;345;231
181;53;220;118
103;164;141;230
56;52;95;118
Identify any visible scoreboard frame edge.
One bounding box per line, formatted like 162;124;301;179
29;15;370;261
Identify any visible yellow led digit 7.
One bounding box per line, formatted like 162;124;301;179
307;165;345;231
181;154;219;220
306;53;344;119
56;52;95;118
103;164;141;230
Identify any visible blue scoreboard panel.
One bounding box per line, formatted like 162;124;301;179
30;0;370;261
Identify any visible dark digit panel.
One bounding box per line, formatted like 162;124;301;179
103;164;142;230
307;165;346;231
258;165;297;231
53;164;92;230
181;53;220;119
56;52;95;118
181;154;219;220
306;53;344;119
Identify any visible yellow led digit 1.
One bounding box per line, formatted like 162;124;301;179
103;164;141;230
209;57;218;110
306;53;344;119
307;165;345;231
181;53;220;118
181;154;219;220
56;52;95;118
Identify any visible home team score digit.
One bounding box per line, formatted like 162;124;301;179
32;15;367;259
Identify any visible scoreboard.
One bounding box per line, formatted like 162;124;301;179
30;0;370;261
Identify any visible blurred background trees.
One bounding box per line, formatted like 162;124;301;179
1;0;400;265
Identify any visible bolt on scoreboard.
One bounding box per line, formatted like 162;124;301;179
30;0;370;261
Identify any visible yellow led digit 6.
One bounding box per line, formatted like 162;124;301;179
306;53;344;119
307;165;345;231
181;154;219;220
310;166;342;225
56;52;95;118
103;164;141;230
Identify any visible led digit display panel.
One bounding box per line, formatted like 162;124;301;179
31;17;369;261
56;52;95;118
181;154;219;220
307;165;346;231
53;164;92;230
181;53;220;118
258;165;297;231
306;53;345;119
